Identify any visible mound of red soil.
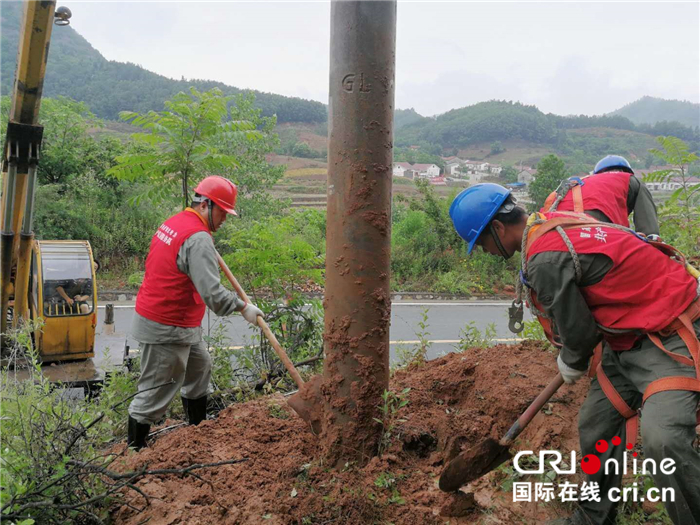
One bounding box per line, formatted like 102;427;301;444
112;342;589;524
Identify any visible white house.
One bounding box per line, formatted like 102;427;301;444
393;162;440;178
445;162;462;176
392;162;412;177
645;175;700;192
489;164;503;175
411;163;441;178
517;168;537;185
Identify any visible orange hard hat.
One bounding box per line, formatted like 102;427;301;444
194;176;238;215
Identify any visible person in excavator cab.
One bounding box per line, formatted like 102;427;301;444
449;183;700;525
127;176;264;451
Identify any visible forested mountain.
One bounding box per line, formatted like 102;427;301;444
396;101;557;148
610;96;700;128
394;100;700;155
0;1;326;123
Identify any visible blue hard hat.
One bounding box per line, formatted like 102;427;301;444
449;183;511;254
594;155;633;175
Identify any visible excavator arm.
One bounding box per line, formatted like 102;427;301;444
1;1;70;342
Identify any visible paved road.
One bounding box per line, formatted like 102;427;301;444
94;300;534;371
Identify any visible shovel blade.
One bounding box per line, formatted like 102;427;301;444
439;438;511;492
287;375;324;434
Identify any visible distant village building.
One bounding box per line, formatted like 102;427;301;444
645;176;700;192
412;163;441;178
517;167;537;185
636;167;700;192
393;162;411;177
445;162;462;176
392;162;440;179
440;156;503;180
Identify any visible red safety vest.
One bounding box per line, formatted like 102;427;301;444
542;171;632;227
135;209;210;327
527;212;697;350
523;211;700;443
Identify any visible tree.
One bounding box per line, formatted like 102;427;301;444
214;93;286;220
108;87;260;209
528;154;568;211
643;136;700;257
35;97;98;186
500;166;518;184
490;141;505;155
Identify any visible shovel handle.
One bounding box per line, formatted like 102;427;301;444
499;373;565;447
216;254;305;389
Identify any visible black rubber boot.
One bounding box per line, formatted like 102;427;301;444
182;395;207;425
127;416;150;451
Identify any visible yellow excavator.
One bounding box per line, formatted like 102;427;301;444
1;1;98;363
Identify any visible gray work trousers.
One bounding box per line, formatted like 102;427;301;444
128;341;212;425
578;319;700;525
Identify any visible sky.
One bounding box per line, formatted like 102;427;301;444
64;1;699;117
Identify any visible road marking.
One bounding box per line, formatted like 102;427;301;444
390;338;522;344
390;302;511;307
97;301;512;309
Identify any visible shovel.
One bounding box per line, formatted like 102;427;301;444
439;372;565;492
217;254;323;432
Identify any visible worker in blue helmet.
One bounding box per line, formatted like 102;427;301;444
542;154;658;236
449;183;700;525
449;183;526;259
593;154;634;175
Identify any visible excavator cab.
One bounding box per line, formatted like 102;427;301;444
30;241;97;362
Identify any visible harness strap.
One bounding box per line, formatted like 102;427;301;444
571;184;584;213
593;300;700;446
588;342;603;378
525;213;602;254
595;360;639;446
543;192;557;212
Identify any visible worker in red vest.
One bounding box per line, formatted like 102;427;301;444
450;183;700;525
542;155;659;236
127;176;263;451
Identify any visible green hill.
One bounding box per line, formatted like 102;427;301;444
394;108;427;130
0;1;326;123
610;96;699;129
396;101;556;148
394;99;699;166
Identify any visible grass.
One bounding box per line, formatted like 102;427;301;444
285;168;328;177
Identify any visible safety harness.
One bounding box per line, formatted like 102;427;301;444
510;211;700;445
543;177;586;214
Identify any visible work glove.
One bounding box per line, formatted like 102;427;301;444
557;354;586;384
240;303;264;326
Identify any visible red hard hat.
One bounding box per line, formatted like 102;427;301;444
194;176;238;215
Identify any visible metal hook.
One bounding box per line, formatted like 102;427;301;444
508;299;524;334
54;6;72;26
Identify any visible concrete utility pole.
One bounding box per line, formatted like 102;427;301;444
320;0;397;465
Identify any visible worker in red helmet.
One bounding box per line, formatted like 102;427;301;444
127;176;263;450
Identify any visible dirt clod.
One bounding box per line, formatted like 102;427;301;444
439;491;477;517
